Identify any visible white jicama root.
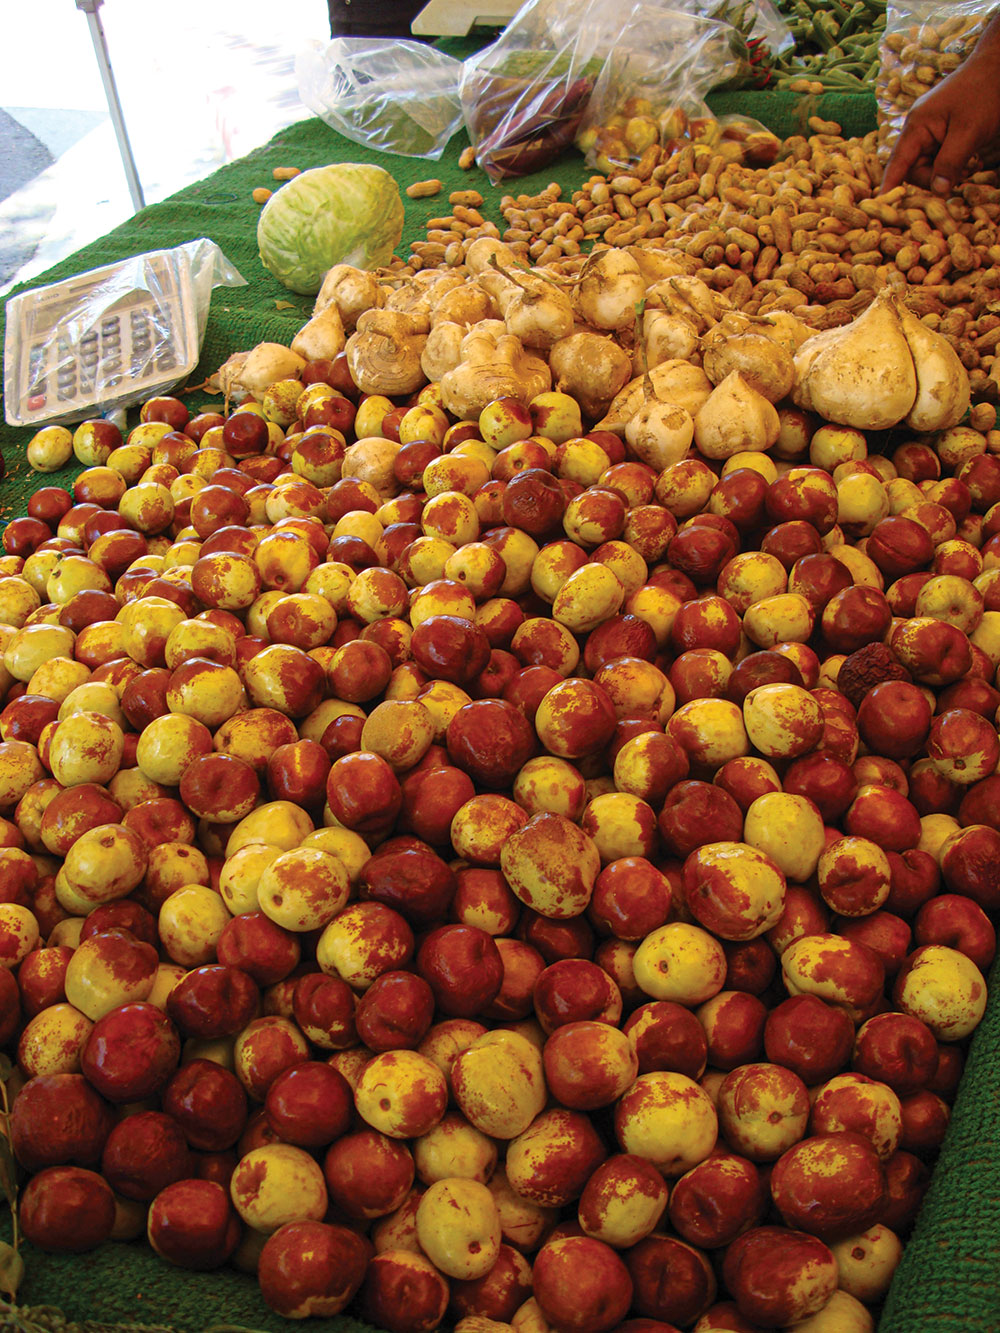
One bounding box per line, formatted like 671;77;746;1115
210;351;249;402
754;309;815;354
429;282;498;328
346;310;428;396
239;343;307;397
625;397;695;472
464;237;511;274
625;245;689;287
792;289;917;430
646;275;729;332
694;371;781;460
497;272;576;350
468;239;575;350
549;331;632;422
639;309;701;371
895;298;971;432
385;271;463;318
439;327;551;419
574;249;646;332
313;264;383;328
598;360;713;433
291;303;346;362
701;327;795;403
421;321;466;383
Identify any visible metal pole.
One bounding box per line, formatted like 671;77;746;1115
75;0;146;211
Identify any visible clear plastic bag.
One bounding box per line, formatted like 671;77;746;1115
876;0;996;162
706;0;795;56
296;38;464;160
576;5;748;174
3;239;246;429
459;0;619;183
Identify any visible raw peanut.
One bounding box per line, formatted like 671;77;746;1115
406;179;443;199
605;220;643;244
449;189;484;207
922;197;958;234
675;145;697;175
663;181;700;203
830;202;870;230
771;207;793;252
971;403;998;430
809;114;843;135
850;264;880;289
895;243;920;271
860;199;902;225
252;187;272;204
789;270;816;296
920;237;948;264
854;228;884;251
949;233;976;270
687;228;724;258
458;146;476;170
454;206;485;226
633;146;661;181
752;246;780;281
410;242;447;260
272;167;300;180
583;213;615;234
727;226;759;256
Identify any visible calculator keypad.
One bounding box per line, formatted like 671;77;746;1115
5;250;199;428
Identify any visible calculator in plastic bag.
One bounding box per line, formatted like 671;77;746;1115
3;239;246;429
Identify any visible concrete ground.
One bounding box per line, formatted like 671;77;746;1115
1;0;333;296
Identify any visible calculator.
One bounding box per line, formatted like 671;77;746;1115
4;248;202;429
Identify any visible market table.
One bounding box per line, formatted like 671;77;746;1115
3;86;1000;1333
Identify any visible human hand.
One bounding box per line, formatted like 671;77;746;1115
881;36;1000;194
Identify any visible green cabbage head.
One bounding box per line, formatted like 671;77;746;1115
257;163;404;295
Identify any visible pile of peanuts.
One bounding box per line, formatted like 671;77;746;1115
403;121;1000;401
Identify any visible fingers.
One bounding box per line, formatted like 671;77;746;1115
881;121;938;193
930;122;983;194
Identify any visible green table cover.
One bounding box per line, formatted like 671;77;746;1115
5;91;1000;1333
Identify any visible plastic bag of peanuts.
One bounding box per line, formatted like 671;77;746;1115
876;0;997;163
574;5;746;175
